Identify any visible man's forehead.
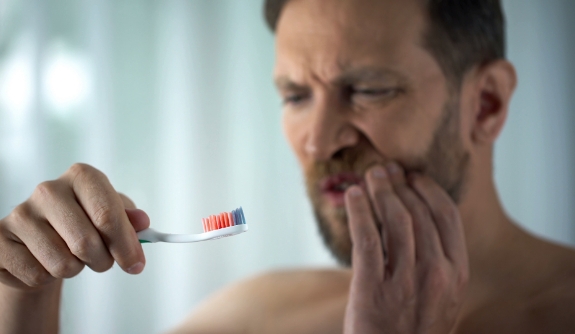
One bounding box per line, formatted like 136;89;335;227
273;0;429;82
274;0;427;88
275;0;426;40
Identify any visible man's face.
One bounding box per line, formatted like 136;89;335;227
274;0;470;265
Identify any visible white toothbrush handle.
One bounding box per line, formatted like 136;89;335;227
137;225;248;244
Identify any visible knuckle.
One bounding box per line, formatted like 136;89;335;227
91;205;117;231
8;203;33;224
425;264;450;291
70;234;101;259
27;268;54;287
68;163;93;177
67;163;106;184
33;181;60;200
50;257;83;278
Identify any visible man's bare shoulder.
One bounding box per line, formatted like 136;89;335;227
459;285;575;334
169;268;351;334
525;244;575;330
459;240;575;333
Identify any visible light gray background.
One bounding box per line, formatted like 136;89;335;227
0;0;573;333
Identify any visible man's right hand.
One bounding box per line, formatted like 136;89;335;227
0;163;149;291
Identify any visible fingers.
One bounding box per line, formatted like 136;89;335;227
345;185;385;282
385;164;443;262
31;182;114;273
118;193;137;210
0;232;56;288
364;164;415;279
0;163;147;291
5;208;85;279
410;174;467;267
125;209;150;232
61;163;145;274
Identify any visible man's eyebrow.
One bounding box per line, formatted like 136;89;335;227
336;67;405;84
273;67;406;89
274;76;307;90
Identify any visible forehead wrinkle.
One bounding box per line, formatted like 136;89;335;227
274;54;346;88
335;66;409;85
275;0;431;88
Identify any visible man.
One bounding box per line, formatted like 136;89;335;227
1;0;574;333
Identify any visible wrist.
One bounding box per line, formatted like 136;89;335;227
1;278;63;297
0;279;63;334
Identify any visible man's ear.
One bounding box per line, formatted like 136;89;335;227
470;60;517;145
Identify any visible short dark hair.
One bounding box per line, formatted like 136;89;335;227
263;0;505;88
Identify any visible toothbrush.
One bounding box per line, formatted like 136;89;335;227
137;207;248;243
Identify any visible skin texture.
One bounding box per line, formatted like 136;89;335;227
2;0;575;333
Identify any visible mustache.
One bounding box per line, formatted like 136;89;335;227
306;149;372;182
306;148;426;182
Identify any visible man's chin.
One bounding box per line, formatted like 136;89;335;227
313;206;353;267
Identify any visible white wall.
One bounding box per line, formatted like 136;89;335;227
497;0;575;245
0;0;573;333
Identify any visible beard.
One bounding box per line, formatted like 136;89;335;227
304;96;470;267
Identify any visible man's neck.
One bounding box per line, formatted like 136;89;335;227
457;161;546;303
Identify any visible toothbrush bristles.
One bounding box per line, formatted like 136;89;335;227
202;207;246;232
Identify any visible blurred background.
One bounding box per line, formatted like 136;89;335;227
0;0;574;333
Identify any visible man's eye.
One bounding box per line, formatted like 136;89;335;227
282;93;309;105
352;88;398;98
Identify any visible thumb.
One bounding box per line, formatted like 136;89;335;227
125;208;151;232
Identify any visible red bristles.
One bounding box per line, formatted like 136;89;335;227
210;215;216;231
203;209;240;232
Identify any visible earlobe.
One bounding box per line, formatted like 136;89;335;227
471;60;517;145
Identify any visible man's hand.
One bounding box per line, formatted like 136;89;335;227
343;162;469;334
0;163;149;291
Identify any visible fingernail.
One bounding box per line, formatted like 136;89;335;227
348;186;363;197
127;262;144;275
386;162;401;174
372;166;387;179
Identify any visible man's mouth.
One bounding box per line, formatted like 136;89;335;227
319;172;365;206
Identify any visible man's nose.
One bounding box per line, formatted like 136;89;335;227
304;100;359;161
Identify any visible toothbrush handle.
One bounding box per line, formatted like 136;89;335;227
137;228;160;243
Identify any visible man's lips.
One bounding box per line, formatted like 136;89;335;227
319;172;365;206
